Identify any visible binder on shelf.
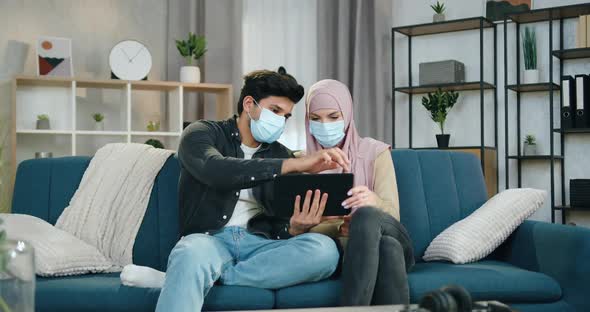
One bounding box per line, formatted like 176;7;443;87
587;15;590;48
561;76;576;129
575;74;590;128
578;15;588;48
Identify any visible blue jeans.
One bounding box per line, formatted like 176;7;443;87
155;226;339;312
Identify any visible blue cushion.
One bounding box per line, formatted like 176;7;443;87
275;279;341;308
36;273;275;312
391;150;488;260
508;301;575;312
408;260;562;303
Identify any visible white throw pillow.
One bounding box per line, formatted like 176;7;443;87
1;213;115;277
423;188;546;264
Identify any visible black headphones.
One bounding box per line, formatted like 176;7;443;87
419;285;473;312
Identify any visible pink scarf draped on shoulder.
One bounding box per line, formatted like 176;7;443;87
305;79;390;191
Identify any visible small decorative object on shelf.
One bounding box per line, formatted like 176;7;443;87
176;32;207;83
147;120;160;132
485;0;532;22
522;26;539;84
523;135;537;155
92;113;104;131
431;1;446;23
37;36;73;77
34;152;53;159
0;217;36;312
419;60;465;85
570;179;590;209
421;88;459;148
145;139;165;149
36;114;50;130
109;40;152;81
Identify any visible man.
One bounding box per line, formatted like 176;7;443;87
156;69;351;311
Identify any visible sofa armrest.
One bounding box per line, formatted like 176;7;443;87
495;220;590;310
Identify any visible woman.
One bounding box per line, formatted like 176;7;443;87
306;79;415;306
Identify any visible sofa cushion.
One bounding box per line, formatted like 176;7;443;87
408;260;562;303
36;273;275;312
275;279;341;308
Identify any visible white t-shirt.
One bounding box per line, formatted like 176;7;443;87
225;143;263;228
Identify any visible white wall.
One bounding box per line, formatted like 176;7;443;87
393;0;590;227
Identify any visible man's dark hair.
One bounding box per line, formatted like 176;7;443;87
237;67;304;115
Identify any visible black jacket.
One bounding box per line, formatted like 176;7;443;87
177;116;294;239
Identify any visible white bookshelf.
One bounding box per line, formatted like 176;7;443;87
11;75;233;169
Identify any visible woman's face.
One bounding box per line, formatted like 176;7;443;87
309;108;344;123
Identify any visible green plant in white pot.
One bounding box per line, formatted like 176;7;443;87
431;1;446;23
35;115;50;130
523;134;537;156
176;32;207;83
92;113;104;131
522;27;538;84
422;88;459;148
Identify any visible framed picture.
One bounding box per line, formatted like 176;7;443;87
36;36;73;77
485;0;533;22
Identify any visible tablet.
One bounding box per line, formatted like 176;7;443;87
272;173;354;218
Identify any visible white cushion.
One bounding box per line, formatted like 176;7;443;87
423;188;546;264
1;213;114;277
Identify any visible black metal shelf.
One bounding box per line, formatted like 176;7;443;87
553;128;590;134
392;17;494;37
552;48;590;60
554;205;590;212
506;83;560;92
394;81;496;95
508;3;590;24
412;146;497;150
507;155;564;160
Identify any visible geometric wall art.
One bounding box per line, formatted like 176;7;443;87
36;36;73;77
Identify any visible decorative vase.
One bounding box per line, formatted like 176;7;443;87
94;121;104;131
433;13;445;23
523;144;537;156
524;69;539;84
36;119;50;130
0;240;35;312
436;134;450;148
180;66;201;83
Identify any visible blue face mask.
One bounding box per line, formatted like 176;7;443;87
248;100;286;144
310;120;345;148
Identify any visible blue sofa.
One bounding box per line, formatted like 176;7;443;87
11;150;590;311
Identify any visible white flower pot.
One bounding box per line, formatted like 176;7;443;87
180;66;201;83
433;13;445;23
94;121;104;131
524;69;539;84
523;144;537;156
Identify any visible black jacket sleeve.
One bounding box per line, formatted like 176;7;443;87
178;121;284;191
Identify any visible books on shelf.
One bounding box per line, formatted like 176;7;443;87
577;15;590;48
575;74;590;128
562;76;576;129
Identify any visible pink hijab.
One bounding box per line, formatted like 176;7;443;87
305;79;390;190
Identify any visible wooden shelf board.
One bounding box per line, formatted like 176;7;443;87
395;81;495;95
410;146;497;150
552;48;590;60
393;17;494;37
553;128;590;134
130;131;182;137
554;205;590;211
509;3;590;24
507;155;564;160
16;129;72;135
506;83;560;92
76;131;127;136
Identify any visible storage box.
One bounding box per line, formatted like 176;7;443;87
419;60;465;85
570;179;590;209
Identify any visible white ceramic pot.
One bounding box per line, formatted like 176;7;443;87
180;66;201;83
94;121;104;131
523;144;537;156
433;13;445;23
524;69;539;84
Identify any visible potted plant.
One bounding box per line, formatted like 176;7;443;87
36;114;50;130
523;135;537;155
0;217;36;312
147;120;160;132
145;139;165;149
422;88;459;148
431;1;446;23
176;32;207;83
92;113;104;131
522;27;538;84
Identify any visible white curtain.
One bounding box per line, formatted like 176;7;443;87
242;0;318;151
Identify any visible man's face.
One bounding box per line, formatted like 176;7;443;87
243;96;295;121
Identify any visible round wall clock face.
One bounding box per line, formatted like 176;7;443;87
109;40;152;80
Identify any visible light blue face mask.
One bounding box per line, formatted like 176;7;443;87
248;100;286;144
310;120;346;148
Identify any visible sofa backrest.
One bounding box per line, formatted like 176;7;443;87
11;156;180;271
11;150;488;269
391;150;488;260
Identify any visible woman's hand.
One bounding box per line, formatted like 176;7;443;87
289;190;328;236
341;185;379;210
